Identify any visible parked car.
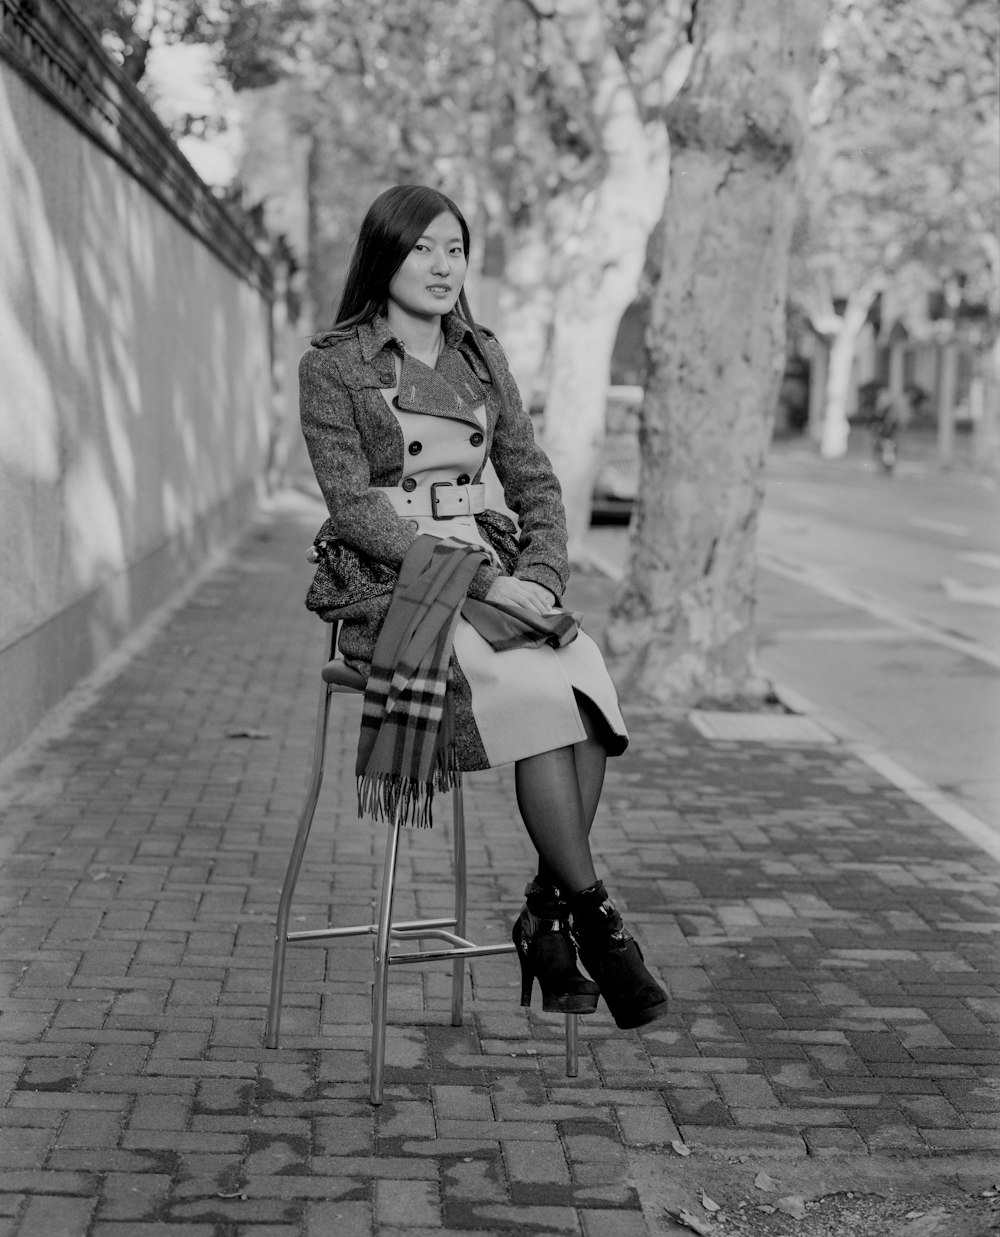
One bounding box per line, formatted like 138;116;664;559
591;386;641;524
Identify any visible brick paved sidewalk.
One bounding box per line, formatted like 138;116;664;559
0;496;997;1237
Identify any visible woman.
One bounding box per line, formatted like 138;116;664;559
299;184;667;1030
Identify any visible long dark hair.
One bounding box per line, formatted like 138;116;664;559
332;184;504;395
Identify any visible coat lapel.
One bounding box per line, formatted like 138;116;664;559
394;349;487;429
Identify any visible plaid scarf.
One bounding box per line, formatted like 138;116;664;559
357;536;489;828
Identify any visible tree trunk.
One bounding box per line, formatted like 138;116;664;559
542;92;669;560
497;0;685;562
807;337;828;443
495;219;555;410
974;336;1000;478
819;326;856;457
819;284;878;458
606;0;828;704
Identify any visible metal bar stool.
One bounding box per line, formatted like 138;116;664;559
264;621;579;1105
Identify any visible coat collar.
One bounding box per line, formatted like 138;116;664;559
358;313;397;363
357;311;486;369
355;313;492;426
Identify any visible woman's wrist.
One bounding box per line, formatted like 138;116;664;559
466;563;502;601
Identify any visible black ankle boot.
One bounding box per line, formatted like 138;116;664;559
512;882;600;1015
567;881;668;1030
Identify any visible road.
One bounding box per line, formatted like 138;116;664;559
587;441;1000;845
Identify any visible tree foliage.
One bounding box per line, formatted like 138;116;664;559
77;1;228;83
796;0;999;325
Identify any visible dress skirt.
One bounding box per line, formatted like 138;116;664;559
453;615;628;766
410;508;628;768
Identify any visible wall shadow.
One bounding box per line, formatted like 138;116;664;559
0;27;278;759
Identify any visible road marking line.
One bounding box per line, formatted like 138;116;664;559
910;516;969;537
587;549;626;581
764;626;905;642
942;577;1000;608
774;682;1000;864
760;553;1000;672
960;551;1000;571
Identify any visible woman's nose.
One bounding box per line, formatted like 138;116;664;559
431;250;451;274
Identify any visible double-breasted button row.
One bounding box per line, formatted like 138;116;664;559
402;475;475;490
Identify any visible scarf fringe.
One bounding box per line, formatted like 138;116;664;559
357;742;460;829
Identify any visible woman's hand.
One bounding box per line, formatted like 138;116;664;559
485;576;557;616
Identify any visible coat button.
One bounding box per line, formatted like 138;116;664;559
405;519;419;532
402;478;417;492
408;441;422;455
392;396;402;410
470;432;484;447
456;473;470;486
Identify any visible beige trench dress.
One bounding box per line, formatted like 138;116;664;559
383;381;628;767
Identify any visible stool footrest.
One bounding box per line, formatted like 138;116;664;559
284;919;516;965
389;941;517;965
285;915;458;944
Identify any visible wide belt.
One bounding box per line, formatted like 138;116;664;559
380;481;486;520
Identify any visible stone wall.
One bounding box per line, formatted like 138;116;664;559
0;0;280;760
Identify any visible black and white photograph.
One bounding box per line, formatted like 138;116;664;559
0;1;997;1234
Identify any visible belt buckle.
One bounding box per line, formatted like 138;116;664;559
430;481;459;519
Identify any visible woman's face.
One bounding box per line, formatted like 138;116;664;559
388;211;467;320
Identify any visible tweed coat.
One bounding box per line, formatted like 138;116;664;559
298;310;572;770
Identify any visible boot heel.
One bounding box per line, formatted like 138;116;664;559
516;945;535;1007
513;898;599;1015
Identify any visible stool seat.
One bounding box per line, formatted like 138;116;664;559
321;659;366;691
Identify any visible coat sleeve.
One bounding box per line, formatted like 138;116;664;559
483;336;570;601
299;346;418;567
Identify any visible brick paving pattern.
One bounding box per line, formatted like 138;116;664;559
0;504;997;1235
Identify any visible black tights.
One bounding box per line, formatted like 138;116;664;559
514;692;607;895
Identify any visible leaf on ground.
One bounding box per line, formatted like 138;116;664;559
225;729;272;739
754;1171;780;1192
671;1139;692;1156
666;1208;714;1236
701;1191;720;1213
776;1195;807;1219
757;1205;776;1214
905;1212;926;1220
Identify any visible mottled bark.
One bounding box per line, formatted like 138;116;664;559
606;0;828;704
542;90;669;561
498;0;690;562
496;221;555;408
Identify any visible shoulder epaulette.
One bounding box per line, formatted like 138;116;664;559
310;328;355;349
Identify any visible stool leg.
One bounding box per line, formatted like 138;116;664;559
450;779;467;1027
370;814;402;1106
565;1013;579;1077
264;682;332;1049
